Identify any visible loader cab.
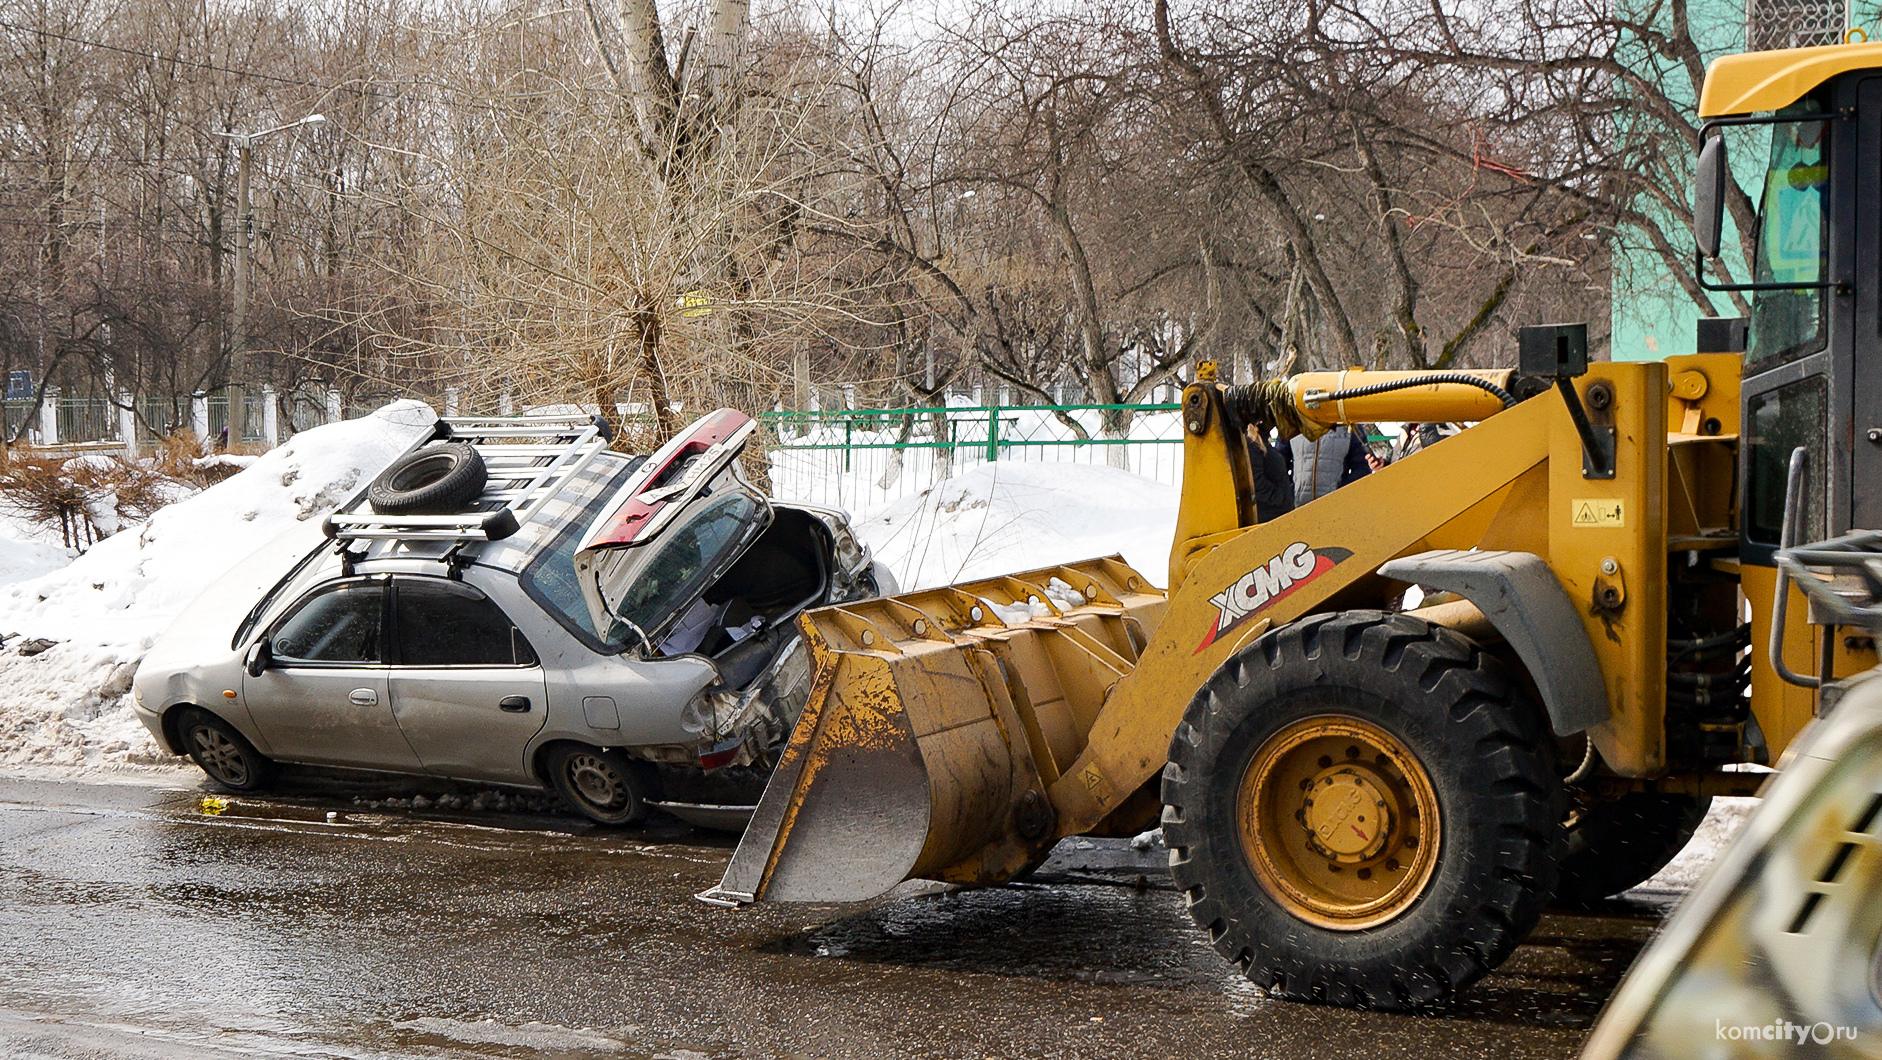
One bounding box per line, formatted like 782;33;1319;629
1736;95;1841;561
1699;58;1882;559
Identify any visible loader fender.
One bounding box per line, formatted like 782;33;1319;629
1378;548;1609;735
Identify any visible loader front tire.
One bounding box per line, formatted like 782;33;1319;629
1162;611;1564;1010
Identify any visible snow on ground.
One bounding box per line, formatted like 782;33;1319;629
0;401;435;768
850;461;1179;591
0;533;72;589
1635;795;1759;894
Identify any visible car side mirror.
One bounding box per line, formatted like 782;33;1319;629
245;638;273;677
1694;132;1727;259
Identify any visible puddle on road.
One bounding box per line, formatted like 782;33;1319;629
390;1015;644;1057
752;877;1656;1032
764;881;1245;990
138;787;735;869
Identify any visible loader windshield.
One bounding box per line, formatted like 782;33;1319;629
1747;105;1829;368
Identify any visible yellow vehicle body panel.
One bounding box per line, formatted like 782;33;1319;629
1700;40;1882;117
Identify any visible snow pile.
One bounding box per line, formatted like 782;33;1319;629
853;461;1178;591
0;533;71;590
0;401;435;767
979;580;1090;625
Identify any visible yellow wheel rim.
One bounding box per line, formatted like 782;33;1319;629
1236;715;1442;930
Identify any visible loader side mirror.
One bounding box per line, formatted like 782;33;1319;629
244;638;273;677
1694;133;1727;259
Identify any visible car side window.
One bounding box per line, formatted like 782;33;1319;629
393;578;537;667
270;582;384;664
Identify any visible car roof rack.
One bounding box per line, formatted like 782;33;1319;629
323;413;615;543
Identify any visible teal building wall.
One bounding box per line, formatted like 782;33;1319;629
1609;0;1750;362
1612;1;1882;361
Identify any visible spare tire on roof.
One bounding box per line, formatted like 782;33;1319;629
367;442;487;514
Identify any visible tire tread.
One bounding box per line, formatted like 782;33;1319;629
1161;611;1564;1011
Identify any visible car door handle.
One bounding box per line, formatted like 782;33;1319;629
349;688;379;706
499;696;531;713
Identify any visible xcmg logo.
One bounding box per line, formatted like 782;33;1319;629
1196;542;1351;653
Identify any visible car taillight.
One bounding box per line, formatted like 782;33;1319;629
699;737;742;771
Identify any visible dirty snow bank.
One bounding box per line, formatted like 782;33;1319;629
0;402;435;767
853;461;1178;591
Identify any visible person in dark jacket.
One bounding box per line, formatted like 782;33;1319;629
1289;424;1370;507
1245;425;1294;523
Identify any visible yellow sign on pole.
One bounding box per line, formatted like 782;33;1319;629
678;290;713;318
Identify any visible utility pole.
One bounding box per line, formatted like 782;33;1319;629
231;136;252;413
217;113;325;447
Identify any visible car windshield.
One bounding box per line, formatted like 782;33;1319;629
596;489;763;645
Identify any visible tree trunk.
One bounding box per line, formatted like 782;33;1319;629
636;309;678;442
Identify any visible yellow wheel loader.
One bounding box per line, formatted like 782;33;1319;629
696;40;1882;1009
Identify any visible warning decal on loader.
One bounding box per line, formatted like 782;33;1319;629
1197;542;1353;654
1571;499;1625;527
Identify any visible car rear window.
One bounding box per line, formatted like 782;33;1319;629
519;484;623;651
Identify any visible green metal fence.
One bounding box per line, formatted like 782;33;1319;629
759;402;1185;516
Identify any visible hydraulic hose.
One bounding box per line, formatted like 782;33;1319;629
1310;372;1518;411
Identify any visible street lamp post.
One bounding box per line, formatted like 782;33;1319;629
218;112;325;443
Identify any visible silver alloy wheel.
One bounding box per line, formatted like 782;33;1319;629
188;725;251;786
566;752;627;810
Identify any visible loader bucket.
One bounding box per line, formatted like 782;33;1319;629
699;556;1167;906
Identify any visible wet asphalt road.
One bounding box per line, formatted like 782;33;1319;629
0;769;1671;1060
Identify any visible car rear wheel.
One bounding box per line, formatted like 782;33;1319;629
177;708;274;792
547;744;650;826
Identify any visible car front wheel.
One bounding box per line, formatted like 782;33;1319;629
177;708;274;792
546;744;650;826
